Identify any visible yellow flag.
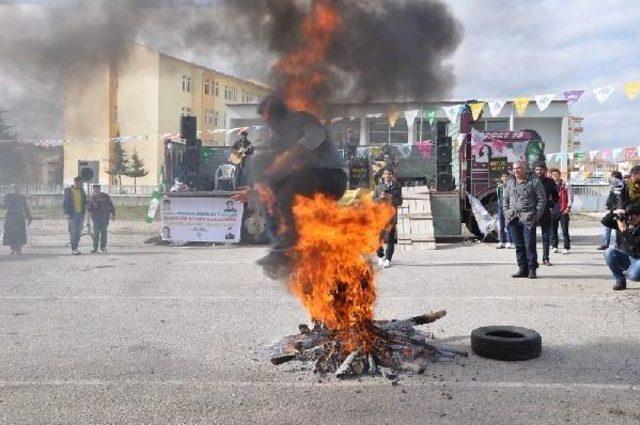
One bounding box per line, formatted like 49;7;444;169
623;81;640;100
513;97;530;117
470;102;485;121
388;109;401;127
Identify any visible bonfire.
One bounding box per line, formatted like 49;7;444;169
266;195;467;380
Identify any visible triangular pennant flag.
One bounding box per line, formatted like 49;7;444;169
593;86;616;103
404;109;420;127
512;97;530;117
626;147;636;161
563;90;585;105
442;105;463;124
396;143;412;159
534;94;555;111
589;150;598;161
612;148;623;161
546;153;554;162
488;99;507;117
366;113;383;119
423;109;437;126
469;102;485;121
388;110;401;127
601;149;611;161
623;81;640;100
568;152;575;160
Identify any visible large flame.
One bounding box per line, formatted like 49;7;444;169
289;194;395;350
275;0;340;117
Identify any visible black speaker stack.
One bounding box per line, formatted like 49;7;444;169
436;133;454;191
181;116;201;188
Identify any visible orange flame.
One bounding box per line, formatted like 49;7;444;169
289;194;395;350
275;0;340;117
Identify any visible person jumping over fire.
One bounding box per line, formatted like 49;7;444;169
233;95;347;278
375;167;402;268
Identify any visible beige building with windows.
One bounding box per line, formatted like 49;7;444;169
63;41;270;186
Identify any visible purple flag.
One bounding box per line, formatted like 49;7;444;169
563;90;585;105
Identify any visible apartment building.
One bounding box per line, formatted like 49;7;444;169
568;115;583;152
63;41;270;186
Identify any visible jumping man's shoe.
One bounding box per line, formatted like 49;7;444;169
512;269;529;278
528;269;537;279
553;247;560;253
562;249;570;254
72;249;81;255
596;245;607;250
91;249;98;254
613;280;626;290
506;243;514;249
377;257;385;267
382;259;391;268
495;243;505;249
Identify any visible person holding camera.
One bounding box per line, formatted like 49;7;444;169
602;202;640;290
375;168;403;268
598;171;627;250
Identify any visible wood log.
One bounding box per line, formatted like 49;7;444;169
336;351;360;378
376;310;446;331
271;354;298;365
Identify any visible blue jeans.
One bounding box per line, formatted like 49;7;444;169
68;213;84;251
602;227;620;248
508;218;537;272
497;207;511;244
604;248;640;284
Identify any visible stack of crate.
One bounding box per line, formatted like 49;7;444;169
396;186;436;250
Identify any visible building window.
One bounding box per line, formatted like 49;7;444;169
215;81;219;97
204;79;210;95
205;110;215;126
214;111;219;127
224;85;229;100
369;118;408;144
414;120;445;143
233;85;237;101
182;75;192;93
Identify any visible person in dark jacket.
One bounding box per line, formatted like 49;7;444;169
534;162;559;266
504;160;547;279
88;185;115;253
375;168;403;268
63;177;87;255
231;130;254;187
602;202;640;290
2;184;32;255
598;171;627;250
496;170;513;249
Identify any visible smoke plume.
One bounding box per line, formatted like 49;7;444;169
0;0;462;138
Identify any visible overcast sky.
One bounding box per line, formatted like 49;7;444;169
0;0;638;150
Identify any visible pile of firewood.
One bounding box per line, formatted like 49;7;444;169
268;310;467;380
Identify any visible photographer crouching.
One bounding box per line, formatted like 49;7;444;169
602;202;640;290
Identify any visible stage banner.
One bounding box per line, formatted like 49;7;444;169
160;196;244;243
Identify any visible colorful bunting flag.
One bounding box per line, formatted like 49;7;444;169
512;97;530;117
488;99;507;117
563;90;585;105
388;110;401;127
601;149;611;161
415;141;434;160
442;105;463;125
534;94;555;112
574;152;585;162
423;109;437;126
469;102;485;121
593;86;616;103
612;148;623;161
625;147;636;161
404;109;420;127
589;150;598;161
623;81;640;100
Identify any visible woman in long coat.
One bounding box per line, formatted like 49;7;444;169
2;184;32;255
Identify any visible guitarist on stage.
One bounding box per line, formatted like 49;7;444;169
230;130;254;187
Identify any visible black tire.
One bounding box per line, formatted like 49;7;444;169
471;326;542;361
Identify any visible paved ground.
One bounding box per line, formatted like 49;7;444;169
1;218;639;424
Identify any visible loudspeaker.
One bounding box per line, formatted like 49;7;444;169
181;116;197;140
437;148;452;164
437;163;452;173
78;160;99;184
437;172;454;191
437;136;452;149
184;139;201;186
436;121;448;138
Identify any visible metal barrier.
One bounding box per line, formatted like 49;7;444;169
571;184;608;213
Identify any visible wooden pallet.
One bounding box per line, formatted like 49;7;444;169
396;186;436;250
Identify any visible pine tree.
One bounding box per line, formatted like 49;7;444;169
106;141;128;188
124;149;149;193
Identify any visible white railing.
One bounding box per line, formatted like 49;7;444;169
0;184;156;196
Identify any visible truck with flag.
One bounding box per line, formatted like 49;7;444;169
458;105;546;239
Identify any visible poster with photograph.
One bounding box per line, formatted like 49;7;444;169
160;196;244;243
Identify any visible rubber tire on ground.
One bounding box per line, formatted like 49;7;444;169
471;326;542;361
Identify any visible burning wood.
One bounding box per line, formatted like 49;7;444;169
267;310;467;380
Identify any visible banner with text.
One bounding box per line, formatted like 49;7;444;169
160;196;244;243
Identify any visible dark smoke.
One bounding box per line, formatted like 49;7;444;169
0;0;461;138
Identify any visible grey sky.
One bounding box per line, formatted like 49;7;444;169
0;0;638;150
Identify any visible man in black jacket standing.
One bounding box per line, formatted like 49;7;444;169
603;203;640;290
534;162;559;266
88;185;116;253
375;168;403;268
62;177;87;255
